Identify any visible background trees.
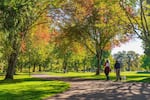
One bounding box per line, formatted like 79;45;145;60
51;0;132;75
0;0;149;80
0;0;52;79
120;0;150;56
141;55;150;71
113;51;141;71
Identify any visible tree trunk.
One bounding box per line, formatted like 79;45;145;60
39;64;41;72
20;64;23;72
43;65;46;72
127;58;131;71
74;61;78;72
5;53;17;80
95;55;100;75
33;63;36;72
4;33;20;80
96;49;103;75
29;65;31;75
2;66;6;73
83;59;86;72
50;63;53;71
63;59;67;73
83;65;86;72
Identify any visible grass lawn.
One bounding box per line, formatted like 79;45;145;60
0;74;69;100
45;71;150;83
0;71;148;100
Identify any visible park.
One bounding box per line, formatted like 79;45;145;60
0;0;150;100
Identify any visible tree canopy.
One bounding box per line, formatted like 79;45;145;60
0;0;149;80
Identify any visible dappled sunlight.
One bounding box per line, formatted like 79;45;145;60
49;81;150;100
35;74;150;100
0;0;150;99
37;72;150;83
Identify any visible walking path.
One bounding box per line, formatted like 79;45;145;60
32;74;150;100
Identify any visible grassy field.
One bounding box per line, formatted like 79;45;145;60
0;74;69;100
46;71;150;83
0;71;149;100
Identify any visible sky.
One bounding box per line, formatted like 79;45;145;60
111;38;144;55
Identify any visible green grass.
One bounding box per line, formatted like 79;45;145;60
121;72;150;83
46;71;150;83
0;72;149;100
0;74;69;100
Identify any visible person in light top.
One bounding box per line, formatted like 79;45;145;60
104;60;111;80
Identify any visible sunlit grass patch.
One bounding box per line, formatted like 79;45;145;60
0;74;69;100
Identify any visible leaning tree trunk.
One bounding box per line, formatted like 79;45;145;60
5;38;20;80
5;52;18;80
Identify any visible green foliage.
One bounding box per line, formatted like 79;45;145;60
141;55;150;71
120;0;150;57
0;0;149;78
0;0;54;79
113;51;141;71
52;0;131;75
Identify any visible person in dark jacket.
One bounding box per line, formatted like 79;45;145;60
114;60;121;81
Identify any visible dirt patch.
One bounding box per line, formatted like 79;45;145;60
32;74;150;100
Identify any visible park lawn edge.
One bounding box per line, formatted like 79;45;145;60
0;74;70;100
42;71;150;83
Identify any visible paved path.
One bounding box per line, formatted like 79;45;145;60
32;74;150;100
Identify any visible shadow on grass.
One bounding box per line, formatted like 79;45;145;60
0;77;52;85
137;72;150;74
123;75;150;83
138;77;150;83
0;76;69;100
127;77;150;83
0;85;67;100
0;90;47;100
83;74;150;83
38;74;116;82
42;74;150;83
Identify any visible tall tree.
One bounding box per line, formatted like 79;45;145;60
54;0;131;75
120;0;150;56
53;37;73;73
0;0;51;79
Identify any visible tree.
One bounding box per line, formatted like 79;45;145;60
119;0;150;56
52;32;89;73
141;55;150;71
126;51;140;71
113;51;140;71
54;0;131;75
53;42;72;73
113;51;127;71
26;11;52;72
0;0;52;79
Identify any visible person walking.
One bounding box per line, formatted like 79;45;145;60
114;60;121;81
104;60;111;80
